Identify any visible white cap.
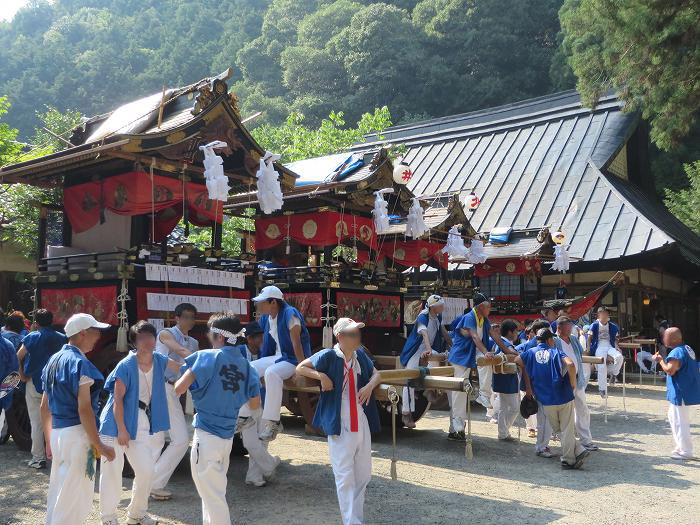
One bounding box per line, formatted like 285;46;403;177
252;285;285;302
64;313;111;338
333;317;365;336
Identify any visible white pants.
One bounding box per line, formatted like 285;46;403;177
250;356;297;421
191;428;233;525
402;350;422;415
535;401;552;453
595;343;624;392
573;386;593;446
328;416;372;525
636;351;656;373
477;364;496;418
46;425;95;525
497;392;520;439
668;403;694;457
543;401;585;465
26;381;46;460
450;365;471;432
152;383;189;490
99;418;158;522
241;407;278;485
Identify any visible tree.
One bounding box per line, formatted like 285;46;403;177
559;0;700;151
664;161;700;234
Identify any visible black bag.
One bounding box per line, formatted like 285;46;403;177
520;394;538;419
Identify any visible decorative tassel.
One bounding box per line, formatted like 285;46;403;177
406;198;428;239
372;189;393;234
467;238;488;264
441;225;469;258
116;278;130;353
199;141;231;202
322;325;333;349
552;244;570;272
256;151;284;214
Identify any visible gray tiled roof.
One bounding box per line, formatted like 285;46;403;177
357;91;700;263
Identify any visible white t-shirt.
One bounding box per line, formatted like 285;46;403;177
269;314;301;357
559;338;578;374
138;365;153;430
416;313;440;350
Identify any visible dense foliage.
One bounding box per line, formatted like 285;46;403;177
665;161;700;235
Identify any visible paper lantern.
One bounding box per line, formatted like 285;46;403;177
551;230;565;244
393;160;413;185
466;191;480;211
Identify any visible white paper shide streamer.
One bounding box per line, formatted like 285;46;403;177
373;188;393;234
406;197;428;239
467;238;488;264
442;225;469;258
552;244;570;272
199;140;230;202
256;151;284;214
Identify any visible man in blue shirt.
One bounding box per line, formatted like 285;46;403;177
2;312;25;350
40;313;115;525
0;335;19;442
517;328;589;470
151;302;199;501
175;313;261;525
252;285;311;441
400;294;452;428
17;308;67;469
653;327;700;460
448;293;498;438
296;318;382;525
587;306;623;398
99;321;181;525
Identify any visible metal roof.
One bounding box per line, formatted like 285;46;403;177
357;91;700;263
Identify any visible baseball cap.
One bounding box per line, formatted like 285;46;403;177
252;285;284;302
426;294;444;308
245;320;264;336
64;313;111;338
333;317;365;336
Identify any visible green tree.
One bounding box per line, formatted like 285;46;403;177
559;0;700;151
665;161;700;234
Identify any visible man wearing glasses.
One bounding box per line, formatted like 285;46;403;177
151;302;199;500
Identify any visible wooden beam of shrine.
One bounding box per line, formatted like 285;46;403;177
581;356;605;364
106;150;253;183
476;355;517;366
377;366;455;382
380;375;469;392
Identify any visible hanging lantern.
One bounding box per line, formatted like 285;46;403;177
466;191;480;211
392;159;413;185
551;230;566;244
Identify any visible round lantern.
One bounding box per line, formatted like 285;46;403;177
551;230;566;244
393;159;413;185
466;191;480;211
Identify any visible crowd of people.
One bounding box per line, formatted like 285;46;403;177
0;286;698;525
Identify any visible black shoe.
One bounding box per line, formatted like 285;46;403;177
561;459;583;470
576;449;590;463
448;431;466;442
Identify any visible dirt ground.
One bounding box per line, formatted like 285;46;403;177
1;382;699;525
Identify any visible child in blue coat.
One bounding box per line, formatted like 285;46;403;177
296;318;382;525
98;321;181;525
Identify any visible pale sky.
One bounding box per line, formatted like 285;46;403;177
0;0;30;22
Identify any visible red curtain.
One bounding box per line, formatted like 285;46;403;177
64;172;224;237
285;292;323;327
40;286;118;325
377;239;447;269
255;210;377;251
474;258;541;277
336;292;402;327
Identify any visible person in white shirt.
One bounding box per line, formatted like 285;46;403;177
587;307;623;398
150;302;200;500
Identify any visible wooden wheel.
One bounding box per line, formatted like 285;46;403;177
284;390;323;435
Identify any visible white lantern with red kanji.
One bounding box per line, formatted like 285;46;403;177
466;191;480;211
393;160;413;185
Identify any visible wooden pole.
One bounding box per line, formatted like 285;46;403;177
377;366;454;382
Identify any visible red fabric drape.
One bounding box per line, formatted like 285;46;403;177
255;211;377;251
64;172;223;235
474;258;541;277
377;239;447;269
40;286;118;325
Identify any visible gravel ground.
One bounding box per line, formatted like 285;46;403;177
1;382;699;525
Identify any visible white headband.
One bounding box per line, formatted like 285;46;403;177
210;327;243;344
